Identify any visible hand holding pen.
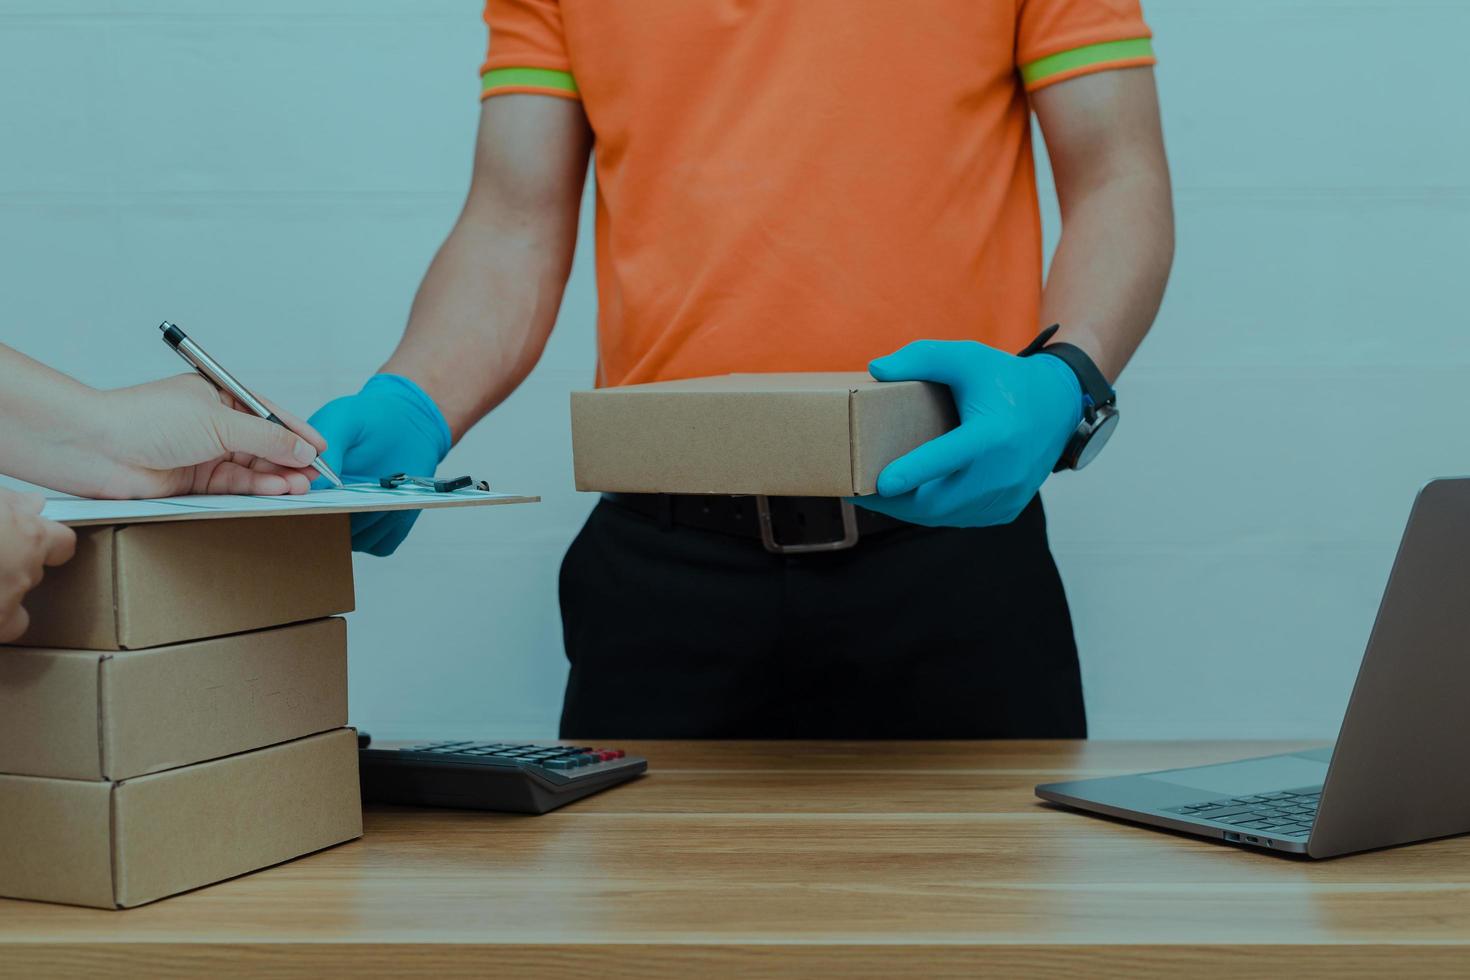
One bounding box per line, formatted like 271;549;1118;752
160;322;343;488
0;337;336;500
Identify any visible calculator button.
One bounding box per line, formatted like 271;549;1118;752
543;759;576;770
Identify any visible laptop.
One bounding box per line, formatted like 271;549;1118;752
1036;477;1470;858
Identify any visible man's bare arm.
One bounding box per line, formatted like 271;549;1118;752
382;95;592;441
1033;67;1174;381
859;67;1174;526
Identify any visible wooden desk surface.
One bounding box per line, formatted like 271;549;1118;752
3;740;1470;978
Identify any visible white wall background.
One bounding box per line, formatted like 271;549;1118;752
2;0;1466;740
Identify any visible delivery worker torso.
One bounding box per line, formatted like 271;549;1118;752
477;0;1156;739
308;0;1170;741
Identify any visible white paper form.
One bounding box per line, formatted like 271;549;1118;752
39;497;224;524
41;484;538;527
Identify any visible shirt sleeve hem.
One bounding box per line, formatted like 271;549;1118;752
1024;54;1157;93
1021;37;1156;91
480;67;580;101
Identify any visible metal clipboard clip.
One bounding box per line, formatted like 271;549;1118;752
378;473;490;493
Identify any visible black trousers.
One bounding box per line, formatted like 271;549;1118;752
558;496;1086;740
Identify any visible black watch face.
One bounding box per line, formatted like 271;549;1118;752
1073;411;1119;470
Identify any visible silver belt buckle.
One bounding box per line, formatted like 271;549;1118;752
756;496;860;555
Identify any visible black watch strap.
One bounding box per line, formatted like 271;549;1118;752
1019;324;1115;412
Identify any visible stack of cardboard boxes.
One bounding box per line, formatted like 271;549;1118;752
0;514;363;909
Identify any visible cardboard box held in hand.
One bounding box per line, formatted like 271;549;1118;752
571;372;957;497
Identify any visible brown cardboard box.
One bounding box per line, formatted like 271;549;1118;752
13;514;354;650
0;728;362;909
571;372;958;497
0;618;348;780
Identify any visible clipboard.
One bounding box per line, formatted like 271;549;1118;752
41;484;539;527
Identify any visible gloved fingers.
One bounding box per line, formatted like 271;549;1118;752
849;490;940;526
868;339;982;388
350;509;423;556
307;398;368;480
353;510;421;557
352;523;397;557
875;423;992;497
361;374;454;459
849;493;898;516
910;469;1014;527
854;480;1017;529
348;509;390;543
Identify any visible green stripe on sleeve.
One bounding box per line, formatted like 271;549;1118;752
481;67;579;96
1021;38;1155;86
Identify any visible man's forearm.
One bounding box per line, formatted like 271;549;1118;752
380;97;591;443
1042;169;1174;382
1031;67;1174;382
381;208;579;442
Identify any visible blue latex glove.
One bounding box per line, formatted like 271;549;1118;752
853;339;1083;528
308;374;452;556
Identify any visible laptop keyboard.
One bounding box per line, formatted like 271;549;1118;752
1165;788;1320;838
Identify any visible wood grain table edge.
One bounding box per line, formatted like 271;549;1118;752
5;942;1470;980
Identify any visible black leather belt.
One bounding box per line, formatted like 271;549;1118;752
602;492;913;554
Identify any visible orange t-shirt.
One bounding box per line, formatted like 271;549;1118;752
480;1;1155;387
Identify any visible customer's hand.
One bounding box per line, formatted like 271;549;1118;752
0;489;76;643
854;339;1082;528
308;374;452;556
84;374;329;499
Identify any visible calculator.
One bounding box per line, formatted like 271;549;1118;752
357;735;648;814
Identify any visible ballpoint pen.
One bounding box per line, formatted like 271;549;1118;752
158;321;344;488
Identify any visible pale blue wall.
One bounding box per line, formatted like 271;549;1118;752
1;0;1465;739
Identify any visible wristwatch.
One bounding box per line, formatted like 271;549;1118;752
1019;324;1119;472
